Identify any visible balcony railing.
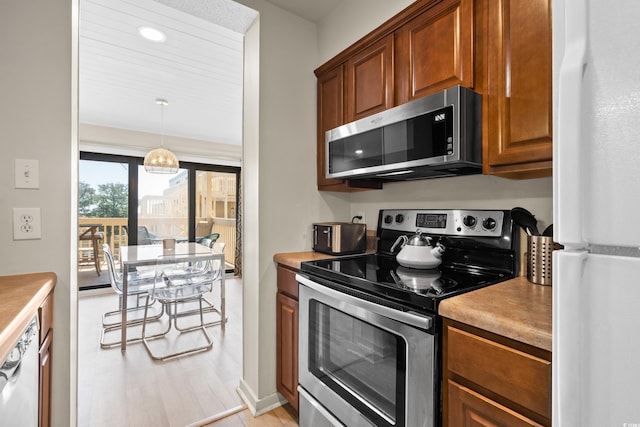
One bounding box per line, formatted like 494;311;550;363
78;217;237;272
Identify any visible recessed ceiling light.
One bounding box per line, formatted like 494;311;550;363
138;26;166;43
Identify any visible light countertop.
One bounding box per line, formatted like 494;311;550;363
273;251;339;270
0;272;56;362
439;276;552;351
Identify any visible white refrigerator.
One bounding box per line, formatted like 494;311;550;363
554;0;640;426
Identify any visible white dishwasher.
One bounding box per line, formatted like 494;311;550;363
0;316;39;427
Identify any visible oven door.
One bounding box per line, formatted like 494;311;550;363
297;274;436;427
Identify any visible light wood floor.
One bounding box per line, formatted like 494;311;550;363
78;277;298;427
204;405;298;427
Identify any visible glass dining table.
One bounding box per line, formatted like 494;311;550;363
118;242;225;352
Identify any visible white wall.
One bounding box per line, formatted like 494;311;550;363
235;0;351;414
0;1;76;426
351;176;554;231
317;0;414;63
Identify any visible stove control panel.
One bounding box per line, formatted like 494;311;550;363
380;209;505;237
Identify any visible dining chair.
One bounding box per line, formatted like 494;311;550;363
166;239;227;327
211;241;226;254
100;243;164;348
201;241;227;324
141;251;224;361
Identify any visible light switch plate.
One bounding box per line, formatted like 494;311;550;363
13;207;42;240
15;159;39;189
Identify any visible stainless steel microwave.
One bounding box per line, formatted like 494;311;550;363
325;86;482;181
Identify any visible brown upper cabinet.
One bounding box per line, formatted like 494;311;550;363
316;65;383;191
346;35;395;122
314;0;552;191
316;65;346;189
477;0;553;178
396;0;474;104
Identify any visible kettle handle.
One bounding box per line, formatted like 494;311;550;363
390;235;407;252
432;242;446;256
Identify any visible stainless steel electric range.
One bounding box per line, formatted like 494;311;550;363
296;209;519;427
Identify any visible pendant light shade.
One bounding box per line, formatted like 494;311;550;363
144;148;179;174
144;98;179;174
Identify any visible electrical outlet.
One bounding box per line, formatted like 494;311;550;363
13;208;41;240
355;211;366;224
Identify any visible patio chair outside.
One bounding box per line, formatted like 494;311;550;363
195;218;214;243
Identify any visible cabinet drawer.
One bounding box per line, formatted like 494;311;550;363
277;265;299;299
448;380;544;427
447;325;551;419
38;292;54;345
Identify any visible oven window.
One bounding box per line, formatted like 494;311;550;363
309;299;406;426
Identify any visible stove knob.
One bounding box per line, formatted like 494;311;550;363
395;214;404;224
384;215;393;224
463;215;477;228
482;217;497;231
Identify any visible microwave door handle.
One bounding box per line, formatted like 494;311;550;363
326;228;331;247
313;227;318;246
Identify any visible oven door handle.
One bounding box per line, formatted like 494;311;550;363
297;274;433;330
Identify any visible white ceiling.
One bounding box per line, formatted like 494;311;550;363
79;0;337;147
80;0;257;146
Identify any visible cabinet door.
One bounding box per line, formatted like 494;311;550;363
277;264;299;299
479;0;553;177
276;291;299;412
446;325;551;419
39;331;53;427
448;380;544;427
396;0;474;105
345;35;394;122
316;66;383;192
38;292;54;345
317;66;346;188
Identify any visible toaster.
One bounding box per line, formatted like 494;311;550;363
312;222;367;255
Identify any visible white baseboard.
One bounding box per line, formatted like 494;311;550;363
237;378;289;416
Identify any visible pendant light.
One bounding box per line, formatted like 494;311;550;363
144;98;179;174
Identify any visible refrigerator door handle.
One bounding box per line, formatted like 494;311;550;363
554;0;588;248
553;250;587;427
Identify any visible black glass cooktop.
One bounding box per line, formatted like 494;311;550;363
300;253;511;314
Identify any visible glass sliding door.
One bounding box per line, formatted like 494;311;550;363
195;170;237;271
78;152;241;288
137;166;189;243
78;157;129;289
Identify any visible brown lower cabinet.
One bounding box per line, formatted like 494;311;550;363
443;319;551;427
276;265;299;413
38;291;54;427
